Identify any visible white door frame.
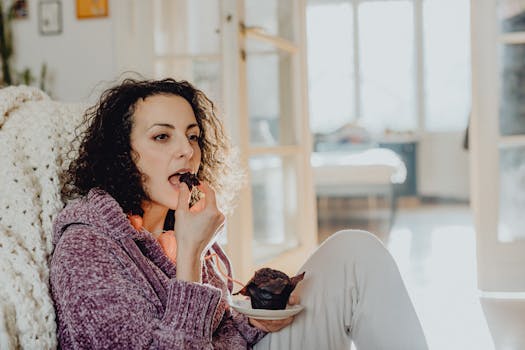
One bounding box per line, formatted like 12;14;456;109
221;0;317;282
470;0;525;292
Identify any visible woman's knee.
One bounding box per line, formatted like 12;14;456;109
299;230;395;277
324;229;384;250
320;230;392;263
317;230;402;289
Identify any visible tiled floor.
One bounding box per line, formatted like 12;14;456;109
317;199;525;350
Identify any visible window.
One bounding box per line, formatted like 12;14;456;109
306;0;471;136
153;0;223;105
423;0;471;132
242;0;316;266
306;3;355;134
359;1;415;133
152;0;225;241
151;0;317;279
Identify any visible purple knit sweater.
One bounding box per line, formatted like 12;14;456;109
50;189;266;349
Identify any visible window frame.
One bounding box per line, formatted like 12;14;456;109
306;0;470;135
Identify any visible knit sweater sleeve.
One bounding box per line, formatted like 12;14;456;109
229;309;268;345
208;244;267;346
50;226;222;349
210;312;266;350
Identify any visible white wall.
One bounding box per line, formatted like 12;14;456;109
418;131;470;200
11;0;118;102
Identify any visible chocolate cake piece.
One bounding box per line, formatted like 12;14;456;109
234;268;305;310
162;173;201;231
179;172;200;190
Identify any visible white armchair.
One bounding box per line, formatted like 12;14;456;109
0;86;85;349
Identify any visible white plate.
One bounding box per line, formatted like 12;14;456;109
229;299;305;320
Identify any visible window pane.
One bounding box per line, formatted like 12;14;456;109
306;3;355;134
499;146;525;242
154;59;222;106
245;0;295;42
250;155;300;263
359;1;415;133
153;0;221;56
246;47;297;146
499;43;525;136
499;0;525;32
423;0;470;132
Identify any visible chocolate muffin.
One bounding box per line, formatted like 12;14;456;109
234;268;305;310
179;172;200;190
163;173;201;230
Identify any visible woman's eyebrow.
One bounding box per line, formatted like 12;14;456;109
187;123;199;131
148;123;174;130
148;123;199;131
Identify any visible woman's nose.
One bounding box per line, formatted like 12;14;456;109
176;138;194;158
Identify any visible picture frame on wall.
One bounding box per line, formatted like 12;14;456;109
38;1;62;36
13;0;29;19
76;0;108;19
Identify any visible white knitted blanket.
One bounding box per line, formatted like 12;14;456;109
0;86;86;349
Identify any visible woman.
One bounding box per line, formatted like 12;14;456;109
50;78;427;349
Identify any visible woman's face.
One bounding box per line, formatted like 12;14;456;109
130;94;202;211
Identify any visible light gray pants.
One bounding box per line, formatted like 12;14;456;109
254;230;428;350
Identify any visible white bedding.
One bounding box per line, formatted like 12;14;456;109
311;148;407;196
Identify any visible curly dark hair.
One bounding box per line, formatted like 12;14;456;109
61;78;241;216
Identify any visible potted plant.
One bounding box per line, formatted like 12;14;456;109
0;1;49;92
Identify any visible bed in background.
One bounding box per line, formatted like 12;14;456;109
311;148;407;226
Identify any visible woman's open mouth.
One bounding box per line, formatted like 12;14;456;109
168;174;182;185
168;168;196;188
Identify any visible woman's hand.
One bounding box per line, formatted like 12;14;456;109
174;182;225;282
249;317;293;333
174;181;225;252
248;294;300;333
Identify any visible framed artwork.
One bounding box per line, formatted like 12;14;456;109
12;0;28;19
76;0;108;19
38;1;62;35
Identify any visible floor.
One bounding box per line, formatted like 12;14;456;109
317;197;525;350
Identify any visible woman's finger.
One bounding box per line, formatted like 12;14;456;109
187;182;214;213
269;317;293;331
288;293;300;305
191;182;224;231
249;316;294;332
196;182;218;209
189;193;206;212
176;182;191;212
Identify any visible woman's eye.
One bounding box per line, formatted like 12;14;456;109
154;134;169;141
188;134;200;142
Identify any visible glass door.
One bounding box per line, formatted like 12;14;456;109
140;0;316;282
152;0;223;105
471;0;525;292
221;0;317;281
